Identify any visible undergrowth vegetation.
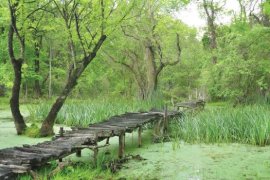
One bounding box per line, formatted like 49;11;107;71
19;161;114;180
173;105;270;146
27;98;163;127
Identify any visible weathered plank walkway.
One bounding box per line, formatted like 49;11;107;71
0;109;180;179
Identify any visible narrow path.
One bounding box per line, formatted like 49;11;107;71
0;110;180;179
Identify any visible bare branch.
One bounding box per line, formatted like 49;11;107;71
8;0;25;58
84;35;107;64
75;12;86;56
103;50;136;75
100;0;105;35
157;33;181;76
121;25;140;40
26;0;53;19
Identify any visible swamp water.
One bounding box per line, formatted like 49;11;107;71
64;131;270;180
1;109;270;179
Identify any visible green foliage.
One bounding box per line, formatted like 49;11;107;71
263;0;270;15
0;0;268;103
203;23;270;102
19;160;113;180
176;105;270;146
0;64;13;89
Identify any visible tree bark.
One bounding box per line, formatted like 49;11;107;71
203;0;218;64
40;62;78;136
48;44;53;98
10;60;27;134
8;23;27;134
145;45;157;98
39;75;77;136
34;38;42;98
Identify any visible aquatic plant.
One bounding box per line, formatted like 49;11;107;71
175;105;270;146
27;98;163;127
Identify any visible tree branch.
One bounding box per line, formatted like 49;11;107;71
26;0;53;19
157;33;181;76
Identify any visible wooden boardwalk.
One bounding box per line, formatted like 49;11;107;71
0;110;180;179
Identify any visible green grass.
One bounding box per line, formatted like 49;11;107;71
173;105;270;146
19;160;114;180
27;98;164;127
24;124;41;138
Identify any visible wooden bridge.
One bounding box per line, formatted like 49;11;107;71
0;109;180;179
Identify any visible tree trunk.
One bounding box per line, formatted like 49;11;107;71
145;46;157;98
40;35;107;137
39;76;77;136
209;22;217;64
10;60;27;135
48;44;53;98
8;19;27;135
203;0;218;64
34;39;42;98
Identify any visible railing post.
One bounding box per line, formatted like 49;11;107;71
59;127;64;137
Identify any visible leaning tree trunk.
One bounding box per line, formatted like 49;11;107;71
39;35;107;137
10;60;27;134
39;77;76;136
8;22;27;135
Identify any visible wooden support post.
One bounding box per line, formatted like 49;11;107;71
93;147;98;167
106;137;110;145
90;133;99;167
118;132;125;159
123;133;126;148
138;126;142;148
76;149;81;157
164;105;168;134
59;127;64;137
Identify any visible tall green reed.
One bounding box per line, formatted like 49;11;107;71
27;98;163;127
174;105;270;146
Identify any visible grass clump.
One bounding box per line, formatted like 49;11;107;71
175;105;270;146
52;162;113;180
27;98;163;127
24;124;40;138
19;162;113;180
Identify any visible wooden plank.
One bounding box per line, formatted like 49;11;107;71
21;146;63;157
0;149;45;163
60;133;96;138
0;164;30;173
72;127;116;130
0;167;16;179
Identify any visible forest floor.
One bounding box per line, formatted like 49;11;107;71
1;105;270;179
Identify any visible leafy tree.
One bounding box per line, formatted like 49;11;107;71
102;0;187;100
39;0;135;136
7;0;50;134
